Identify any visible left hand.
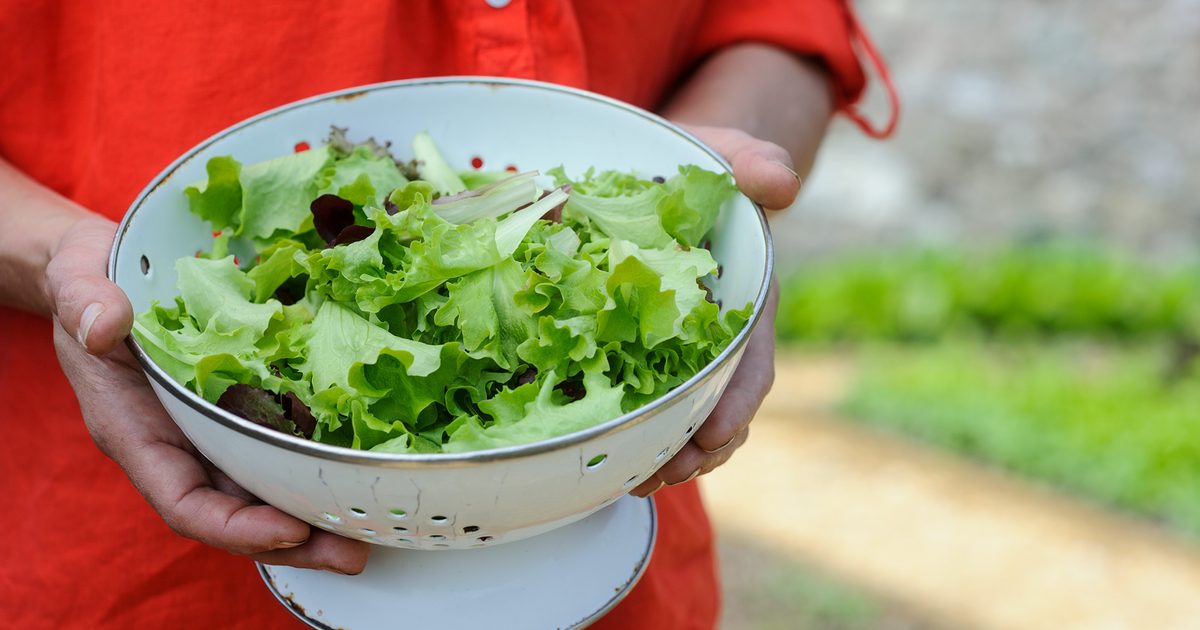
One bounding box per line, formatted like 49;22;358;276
630;124;793;497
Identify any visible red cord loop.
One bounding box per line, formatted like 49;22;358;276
843;3;900;139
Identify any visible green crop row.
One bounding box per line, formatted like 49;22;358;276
777;246;1200;343
843;341;1200;534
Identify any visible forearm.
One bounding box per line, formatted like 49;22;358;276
661;43;835;180
0;156;92;315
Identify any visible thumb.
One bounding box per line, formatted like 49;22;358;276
677;125;801;211
44;217;134;355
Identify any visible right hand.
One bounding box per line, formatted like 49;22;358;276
44;216;369;574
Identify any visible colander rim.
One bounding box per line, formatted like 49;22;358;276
108;76;774;468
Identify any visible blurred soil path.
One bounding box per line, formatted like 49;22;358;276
703;354;1200;630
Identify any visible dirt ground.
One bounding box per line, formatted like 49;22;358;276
707;355;1200;630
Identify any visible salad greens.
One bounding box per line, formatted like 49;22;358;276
133;129;751;453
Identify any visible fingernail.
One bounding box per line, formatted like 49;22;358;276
667;469;702;486
78;303;105;348
274;540;307;549
775;161;801;184
326;567;352;575
701;434;739;454
644;480;666;497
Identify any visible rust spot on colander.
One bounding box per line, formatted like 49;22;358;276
334;89;370;102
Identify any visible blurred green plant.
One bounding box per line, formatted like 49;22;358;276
777;245;1200;343
776;245;1200;533
844;341;1200;534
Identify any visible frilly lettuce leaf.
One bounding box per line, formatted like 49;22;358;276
558;164;735;248
184;157;242;233
320;145;408;207
238;147;334;243
302;300;443;392
131;256;284;398
443;356;624;453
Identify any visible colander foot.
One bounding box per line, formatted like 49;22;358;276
259;496;656;629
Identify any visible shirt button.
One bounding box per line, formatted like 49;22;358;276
485;0;510;7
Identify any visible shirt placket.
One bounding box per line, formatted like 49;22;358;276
469;0;537;78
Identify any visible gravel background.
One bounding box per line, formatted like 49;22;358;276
772;0;1200;268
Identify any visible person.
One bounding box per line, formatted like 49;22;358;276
0;1;895;627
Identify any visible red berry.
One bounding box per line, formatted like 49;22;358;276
505;164;518;172
470;156;484;169
294;141;311;152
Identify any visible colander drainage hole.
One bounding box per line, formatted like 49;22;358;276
396;538;413;544
428;534;447;541
624;475;638;488
685;424;696;435
359;528;376;536
321;512;343;523
433;543;449;548
430;515;449;525
478;536;494;543
349;507;368;518
392;526;409;533
462;525;479;534
139;255;151;276
655;448;669;462
586;454;607;470
388;508;408;519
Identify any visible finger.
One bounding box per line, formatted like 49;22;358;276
56;324;352;568
631;279;777;496
88;383;314;556
634;426;752;498
44;217;134;355
628;441;709;497
696;426;750;476
730;147;801;211
630;477;665;499
133;438;314;555
680;125;801;210
251;530;371;575
653;441;709;486
690;326;773;451
692;288;778;452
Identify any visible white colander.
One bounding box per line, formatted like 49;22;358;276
108;78;772;550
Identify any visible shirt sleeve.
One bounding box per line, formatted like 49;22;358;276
687;0;870;112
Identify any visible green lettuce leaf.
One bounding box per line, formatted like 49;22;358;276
321;145;408;207
559;164;735;249
302;301;443;393
184;157;242;233
659;165;737;248
239;146;334;242
443;356;624;453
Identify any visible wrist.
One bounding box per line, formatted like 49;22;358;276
0;158;93;316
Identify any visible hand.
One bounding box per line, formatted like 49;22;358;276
631;125;790;497
45;216;369;574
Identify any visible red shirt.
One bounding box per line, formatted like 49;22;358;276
0;2;870;628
